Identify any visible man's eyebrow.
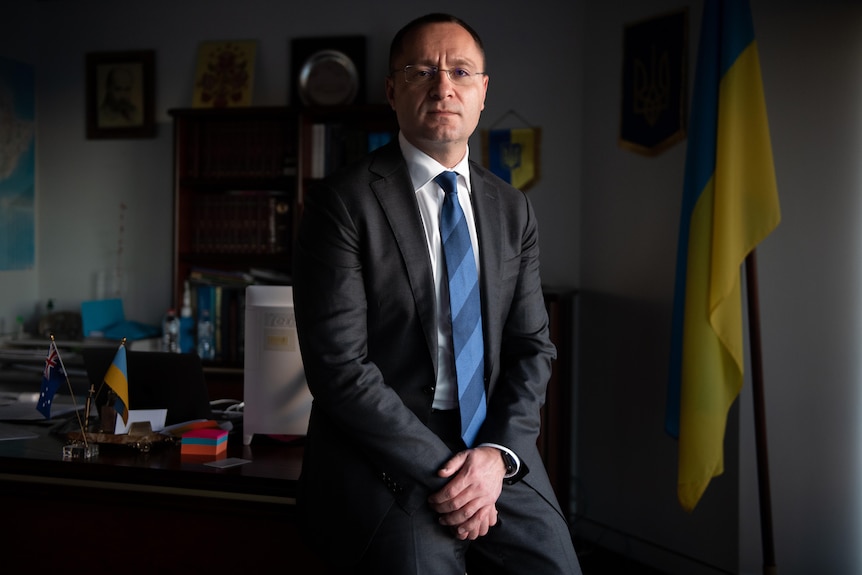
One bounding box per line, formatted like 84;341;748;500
408;57;480;68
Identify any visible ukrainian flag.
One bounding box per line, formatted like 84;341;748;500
105;344;130;425
666;0;780;512
487;128;539;190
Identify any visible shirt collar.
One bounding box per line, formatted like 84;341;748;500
398;132;472;193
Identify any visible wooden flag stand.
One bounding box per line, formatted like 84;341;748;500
745;249;778;575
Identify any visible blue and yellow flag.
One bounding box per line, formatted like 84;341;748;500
666;0;780;512
486;128;540;191
104;343;130;425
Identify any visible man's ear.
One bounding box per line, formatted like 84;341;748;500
385;77;396;110
480;74;489;111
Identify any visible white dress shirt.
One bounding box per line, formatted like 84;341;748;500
399;133;479;411
398;133;520;477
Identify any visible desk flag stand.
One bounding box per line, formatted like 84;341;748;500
48;334;99;459
64;338;170;453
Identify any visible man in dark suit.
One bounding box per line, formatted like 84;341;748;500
293;12;581;575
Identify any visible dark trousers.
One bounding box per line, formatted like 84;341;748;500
349;409;581;575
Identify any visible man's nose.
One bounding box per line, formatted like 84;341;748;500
431;70;455;94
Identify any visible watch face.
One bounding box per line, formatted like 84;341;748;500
298;49;359;106
501;451;516;473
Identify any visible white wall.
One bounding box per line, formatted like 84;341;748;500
578;1;862;574
751;2;862;572
5;0;862;573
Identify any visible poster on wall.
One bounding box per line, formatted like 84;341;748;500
0;57;35;271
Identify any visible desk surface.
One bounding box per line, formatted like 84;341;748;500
0;419;304;503
0;420;322;572
0;353;303;502
0;356;320;572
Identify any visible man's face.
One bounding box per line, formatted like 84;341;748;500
108;68;134;103
385;22;488;164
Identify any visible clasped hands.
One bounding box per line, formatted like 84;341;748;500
427;446;507;540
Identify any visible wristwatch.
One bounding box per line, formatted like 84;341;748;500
500;450;517;477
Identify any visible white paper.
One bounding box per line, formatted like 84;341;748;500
114;408;167;434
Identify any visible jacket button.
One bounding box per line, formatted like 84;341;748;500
423;385;435;395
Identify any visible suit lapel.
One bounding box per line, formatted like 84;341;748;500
369;145;438;368
469;164;502;377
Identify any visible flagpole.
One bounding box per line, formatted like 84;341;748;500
744;249;778;575
50;334;89;448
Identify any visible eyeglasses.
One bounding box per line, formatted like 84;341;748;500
398;65;486;85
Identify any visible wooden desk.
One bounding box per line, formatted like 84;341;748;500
0;423;325;573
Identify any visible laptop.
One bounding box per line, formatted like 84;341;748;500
82;348;213;426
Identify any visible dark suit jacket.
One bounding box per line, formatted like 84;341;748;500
293;140;561;564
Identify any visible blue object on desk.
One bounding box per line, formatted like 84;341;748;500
102;320;160;341
81;298;124;336
81;298;159;341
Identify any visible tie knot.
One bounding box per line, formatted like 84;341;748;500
435;171;458;196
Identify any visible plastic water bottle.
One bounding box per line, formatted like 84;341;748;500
162;309;180;353
197;308;215;360
179;282;195;353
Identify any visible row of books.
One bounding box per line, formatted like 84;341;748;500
188;266;293;364
309;123;395;179
193;282;246;364
187;119;298;179
191;190;291;255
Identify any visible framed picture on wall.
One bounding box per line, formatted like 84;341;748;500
86;50;156;139
192;40;256;108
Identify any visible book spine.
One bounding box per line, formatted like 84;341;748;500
213;285;223;360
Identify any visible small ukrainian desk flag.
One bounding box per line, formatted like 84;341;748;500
104;342;130;425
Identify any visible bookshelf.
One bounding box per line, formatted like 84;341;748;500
169;104;397;396
297;104;398;208
170;106;297;383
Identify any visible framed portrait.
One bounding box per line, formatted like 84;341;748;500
86;51;155;139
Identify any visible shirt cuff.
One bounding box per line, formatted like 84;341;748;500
478;442;520;479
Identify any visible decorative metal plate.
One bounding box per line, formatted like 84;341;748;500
298;49;359;106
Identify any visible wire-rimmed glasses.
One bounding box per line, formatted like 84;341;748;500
398;65;486;85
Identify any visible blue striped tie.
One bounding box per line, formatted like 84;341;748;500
435;171;486;447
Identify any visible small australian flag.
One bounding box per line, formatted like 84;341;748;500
37;342;65;419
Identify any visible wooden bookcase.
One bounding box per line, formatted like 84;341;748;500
297;104;398;208
169;107;297;387
169;104;397;398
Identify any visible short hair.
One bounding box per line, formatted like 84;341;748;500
388;13;485;73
